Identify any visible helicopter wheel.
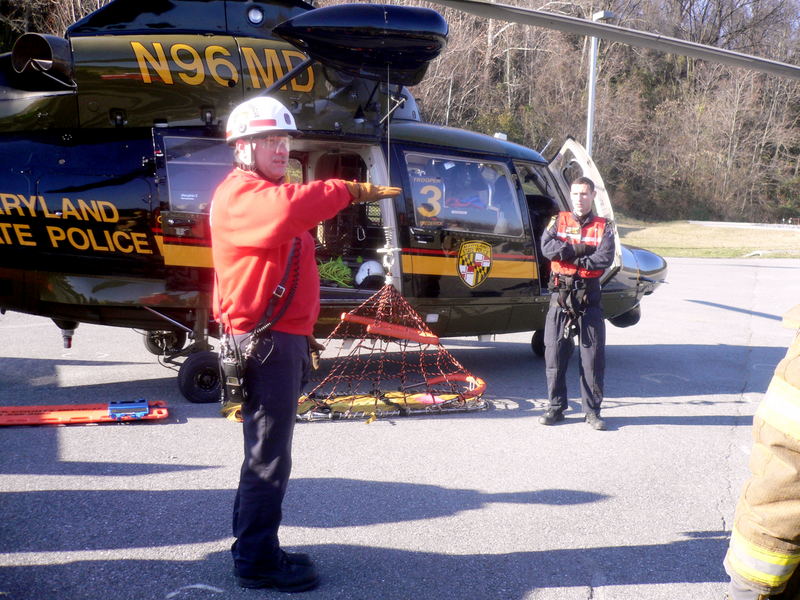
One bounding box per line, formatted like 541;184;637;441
144;330;188;355
531;330;545;357
178;351;221;404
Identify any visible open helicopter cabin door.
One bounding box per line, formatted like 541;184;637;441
152;129;230;293
546;137;623;282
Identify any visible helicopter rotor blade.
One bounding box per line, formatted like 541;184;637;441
428;0;800;81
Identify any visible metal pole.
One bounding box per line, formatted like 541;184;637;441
586;33;599;157
586;10;615;158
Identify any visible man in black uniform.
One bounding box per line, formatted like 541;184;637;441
539;176;616;430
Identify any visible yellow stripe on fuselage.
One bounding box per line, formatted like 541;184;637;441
162;241;213;268
156;240;534;278
401;254;537;280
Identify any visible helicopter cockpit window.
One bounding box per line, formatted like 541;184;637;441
404;152;523;236
163;137;233;214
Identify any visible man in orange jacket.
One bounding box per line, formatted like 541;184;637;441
211;96;399;592
538;176;616;430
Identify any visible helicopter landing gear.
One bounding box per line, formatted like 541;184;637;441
531;329;545;357
143;330;188;355
142;306;221;402
177;350;221;404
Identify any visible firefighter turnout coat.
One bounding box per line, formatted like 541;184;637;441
725;305;800;598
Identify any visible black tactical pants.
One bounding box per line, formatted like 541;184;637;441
231;330;310;577
543;291;605;415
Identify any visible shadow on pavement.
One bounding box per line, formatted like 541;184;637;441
0;479;607;553
0;533;729;600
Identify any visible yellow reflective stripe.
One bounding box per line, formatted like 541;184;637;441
727;529;800;587
756;376;800;440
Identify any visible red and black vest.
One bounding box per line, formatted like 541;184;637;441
550;212;607;279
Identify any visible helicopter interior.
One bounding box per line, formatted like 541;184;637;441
311;150;386;289
514;162;561;281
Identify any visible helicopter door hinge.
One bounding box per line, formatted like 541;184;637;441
109;109;127;127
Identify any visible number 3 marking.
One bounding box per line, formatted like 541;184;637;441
417;185;442;217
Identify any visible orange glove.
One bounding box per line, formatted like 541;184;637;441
343;181;402;203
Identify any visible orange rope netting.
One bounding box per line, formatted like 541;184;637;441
300;284;487;420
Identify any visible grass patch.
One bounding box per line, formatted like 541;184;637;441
617;220;800;258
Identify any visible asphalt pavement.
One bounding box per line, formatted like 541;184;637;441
1;257;799;600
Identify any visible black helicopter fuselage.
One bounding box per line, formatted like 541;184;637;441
0;0;665;360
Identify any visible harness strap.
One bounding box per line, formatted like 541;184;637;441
252;237;301;334
243;236;302;358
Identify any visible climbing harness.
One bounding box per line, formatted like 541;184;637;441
551;274;588;339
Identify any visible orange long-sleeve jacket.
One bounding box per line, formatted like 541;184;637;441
210;168;351;335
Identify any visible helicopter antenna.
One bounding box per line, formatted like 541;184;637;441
35;69;76;89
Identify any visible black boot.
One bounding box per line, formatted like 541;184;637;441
585;412;607;430
539;408;565;425
235;553;319;593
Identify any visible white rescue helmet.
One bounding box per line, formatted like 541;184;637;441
225;96;297;144
355;260;385;288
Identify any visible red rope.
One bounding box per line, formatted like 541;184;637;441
304;284;484;412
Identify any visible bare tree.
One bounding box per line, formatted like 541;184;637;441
0;0;110;47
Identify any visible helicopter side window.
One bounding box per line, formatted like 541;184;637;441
481;163;524;236
161;136;304;213
163;137;233;214
405;152;523;236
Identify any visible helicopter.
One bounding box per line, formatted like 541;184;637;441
0;0;724;404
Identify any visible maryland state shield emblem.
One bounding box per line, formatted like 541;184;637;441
457;241;492;288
